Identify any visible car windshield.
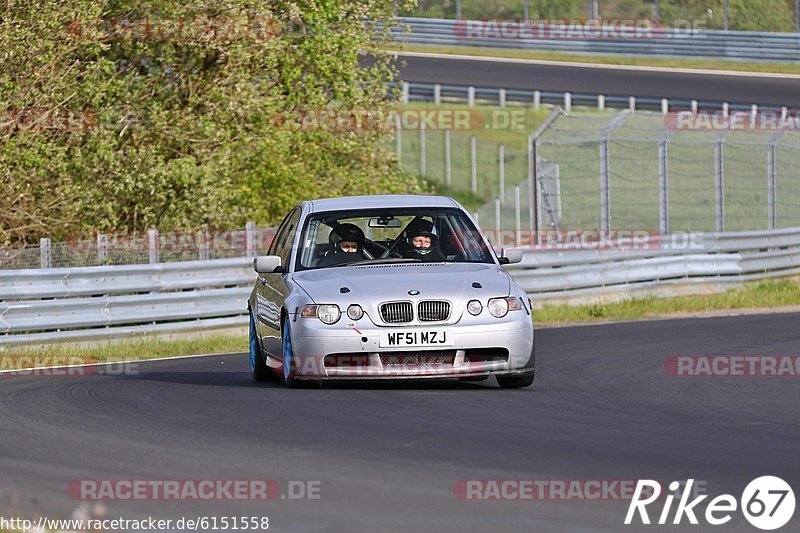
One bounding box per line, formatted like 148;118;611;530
295;208;494;271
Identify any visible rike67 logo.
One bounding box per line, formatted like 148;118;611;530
625;477;795;530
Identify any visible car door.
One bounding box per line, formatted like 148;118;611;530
256;208;301;357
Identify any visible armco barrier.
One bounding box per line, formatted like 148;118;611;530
1;228;799;344
393;17;800;63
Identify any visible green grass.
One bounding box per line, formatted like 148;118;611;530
532;279;800;326
395;43;800;75
0;334;246;369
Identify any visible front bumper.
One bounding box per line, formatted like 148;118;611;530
281;317;534;380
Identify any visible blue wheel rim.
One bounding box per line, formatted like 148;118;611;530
283;318;292;380
249;312;257;372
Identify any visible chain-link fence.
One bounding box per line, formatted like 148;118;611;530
0;224;275;270
472;109;800;247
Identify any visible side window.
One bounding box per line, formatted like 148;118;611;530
268;212;293;255
274;209;300;269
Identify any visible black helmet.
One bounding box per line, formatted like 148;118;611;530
406;219;438;253
407;219;437;241
329;223;365;245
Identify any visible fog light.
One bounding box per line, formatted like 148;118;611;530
347;304;364;320
467;299;482;315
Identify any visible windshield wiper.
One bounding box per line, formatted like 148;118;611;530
333;258;422;267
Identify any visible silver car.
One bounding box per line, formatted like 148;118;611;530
247;195;535;388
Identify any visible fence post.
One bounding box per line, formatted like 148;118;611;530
401;82;409;104
564;92;572;113
750;104;758;128
514;185;522;247
528;134;540;245
533;90;541;110
148;229;159;264
658;141;669;235
420;120;427;178
628;96;636;112
600;139;611;233
395;114;402;162
499;88;506;108
467;86;475;106
494;197;501;249
97;233;108;265
39;237;51;269
767;134;782;229
246;221;257;258
714;137;725;232
199;224;210;261
661;98;669;115
598;95;605;111
434;83;441;105
722;102;730;118
498;144;505;203
444;129;452;188
691;100;698;114
470;135;477;194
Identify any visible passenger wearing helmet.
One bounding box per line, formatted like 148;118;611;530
320;223;367;267
402;219;446;262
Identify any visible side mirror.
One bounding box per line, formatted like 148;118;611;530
253;255;283;274
498;248;523;265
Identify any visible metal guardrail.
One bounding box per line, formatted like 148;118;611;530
393;17;800;63
1;228;799;344
0;258;254;345
507;228;800;302
398;81;782;113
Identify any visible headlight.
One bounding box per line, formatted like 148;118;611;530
487;297;522;318
301;304;341;324
467;299;482;315
347;304;364;321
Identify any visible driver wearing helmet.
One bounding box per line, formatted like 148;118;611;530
402;219;446;262
320;223;367;267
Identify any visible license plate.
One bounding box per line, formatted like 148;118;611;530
379;329;453;348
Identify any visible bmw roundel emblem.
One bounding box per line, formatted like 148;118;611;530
408;290;420;295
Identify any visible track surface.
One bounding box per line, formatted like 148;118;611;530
1;313;799;532
395;54;800;108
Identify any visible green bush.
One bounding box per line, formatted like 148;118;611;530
0;0;420;244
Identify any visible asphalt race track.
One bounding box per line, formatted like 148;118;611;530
395;53;800;108
1;313;799;532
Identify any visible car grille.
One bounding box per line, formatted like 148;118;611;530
380;350;457;367
381;301;413;323
418;300;450;322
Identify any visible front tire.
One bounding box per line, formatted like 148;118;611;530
249;311;271;382
282;317;300;388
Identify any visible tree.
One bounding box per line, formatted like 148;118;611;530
0;0;419;244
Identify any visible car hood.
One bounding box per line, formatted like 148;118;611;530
292;262;511;310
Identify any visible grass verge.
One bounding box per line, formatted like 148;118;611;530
393;44;800;75
533;279;800;326
0;334;246;368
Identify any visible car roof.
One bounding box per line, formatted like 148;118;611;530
307;195;459;213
